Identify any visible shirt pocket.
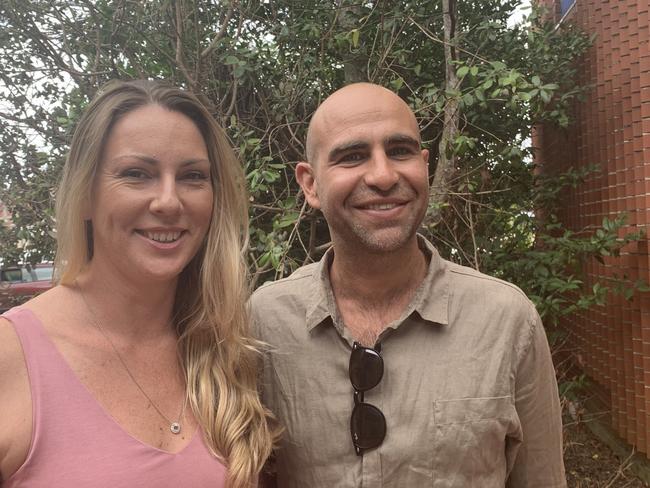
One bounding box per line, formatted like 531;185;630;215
432;396;516;488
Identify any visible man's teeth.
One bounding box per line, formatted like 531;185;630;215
145;231;181;242
365;203;399;210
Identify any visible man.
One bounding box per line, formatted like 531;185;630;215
252;83;566;487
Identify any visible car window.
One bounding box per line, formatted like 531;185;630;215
1;265;53;283
22;268;37;282
33;266;53;281
1;268;23;282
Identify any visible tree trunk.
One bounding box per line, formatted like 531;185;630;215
428;0;459;225
338;0;366;83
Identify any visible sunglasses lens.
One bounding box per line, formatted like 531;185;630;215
349;346;383;391
351;403;386;450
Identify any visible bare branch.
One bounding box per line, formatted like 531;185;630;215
200;2;236;59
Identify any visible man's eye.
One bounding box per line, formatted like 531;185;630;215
389;146;414;157
339;153;365;163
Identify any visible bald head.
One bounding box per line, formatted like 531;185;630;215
305;83;420;165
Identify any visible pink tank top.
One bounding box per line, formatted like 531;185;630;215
2;307;227;487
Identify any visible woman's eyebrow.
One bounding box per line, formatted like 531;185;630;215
108;154;209;166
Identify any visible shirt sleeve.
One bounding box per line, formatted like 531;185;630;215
250;296;281;486
506;306;567;488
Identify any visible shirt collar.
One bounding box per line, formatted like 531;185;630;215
304;235;450;332
411;236;449;327
305;247;337;332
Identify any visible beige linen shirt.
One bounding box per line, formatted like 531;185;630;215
252;237;566;488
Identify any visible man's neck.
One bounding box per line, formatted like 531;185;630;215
328;237;429;345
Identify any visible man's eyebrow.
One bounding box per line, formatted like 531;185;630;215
325;134;421;162
327;141;369;161
384;134;421;147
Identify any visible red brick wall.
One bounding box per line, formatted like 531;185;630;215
536;0;650;454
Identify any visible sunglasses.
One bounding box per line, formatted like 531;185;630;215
349;342;387;456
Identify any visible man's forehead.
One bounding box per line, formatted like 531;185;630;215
305;83;420;162
311;100;419;154
318;105;416;131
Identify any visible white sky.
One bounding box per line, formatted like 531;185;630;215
508;0;532;27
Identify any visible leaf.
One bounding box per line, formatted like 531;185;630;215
387;74;403;90
258;251;271;268
540;90;551;103
276;212;299;229
457;66;470;77
351;29;360;48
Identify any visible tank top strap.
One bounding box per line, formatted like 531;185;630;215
2;306;102;451
1;306;227;488
3;307;74;420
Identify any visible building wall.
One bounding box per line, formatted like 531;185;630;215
536;0;650;454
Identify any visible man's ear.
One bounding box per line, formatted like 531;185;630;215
295;162;321;209
421;148;430;180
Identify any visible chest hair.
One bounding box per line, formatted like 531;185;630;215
337;290;413;346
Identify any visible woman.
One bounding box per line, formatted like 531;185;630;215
0;80;277;487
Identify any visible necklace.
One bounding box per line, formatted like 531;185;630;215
78;286;187;435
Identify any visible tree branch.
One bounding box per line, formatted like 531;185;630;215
200;1;236;60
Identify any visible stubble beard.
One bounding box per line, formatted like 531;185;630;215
323;185;428;254
346;218;420;254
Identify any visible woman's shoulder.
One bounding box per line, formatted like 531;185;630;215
14;285;79;329
0;285;76;366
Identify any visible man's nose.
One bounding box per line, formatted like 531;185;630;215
363;152;399;191
150;177;182;216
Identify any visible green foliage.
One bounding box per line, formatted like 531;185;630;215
0;1;643;331
558;373;589;401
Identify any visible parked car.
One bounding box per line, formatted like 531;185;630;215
0;263;54;312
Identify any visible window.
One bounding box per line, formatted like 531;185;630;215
1;268;22;282
560;0;576;16
1;264;53;283
32;265;53;281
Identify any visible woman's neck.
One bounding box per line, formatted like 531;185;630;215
74;261;178;341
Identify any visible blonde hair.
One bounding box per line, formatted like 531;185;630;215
55;79;278;487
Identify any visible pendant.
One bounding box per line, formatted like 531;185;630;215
170;422;181;434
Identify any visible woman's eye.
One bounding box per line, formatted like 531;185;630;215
121;168;149;179
183;171;209;180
